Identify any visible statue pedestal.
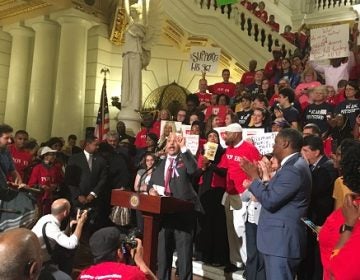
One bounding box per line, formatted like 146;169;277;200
116;107;141;136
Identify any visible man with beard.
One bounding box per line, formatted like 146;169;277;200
218;123;262;273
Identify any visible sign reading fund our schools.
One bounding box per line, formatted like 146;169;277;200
189;47;221;73
310;24;349;61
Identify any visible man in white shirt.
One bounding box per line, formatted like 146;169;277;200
32;198;87;279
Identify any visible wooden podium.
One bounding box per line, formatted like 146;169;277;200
111;190;194;272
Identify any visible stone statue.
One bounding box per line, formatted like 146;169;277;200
121;4;151;108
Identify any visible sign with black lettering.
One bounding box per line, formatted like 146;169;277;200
189;46;221;73
310;24;349;60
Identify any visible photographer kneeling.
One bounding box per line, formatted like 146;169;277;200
32;198;87;279
79;226;157;280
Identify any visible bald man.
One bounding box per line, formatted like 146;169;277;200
32;198;87;279
0;228;42;280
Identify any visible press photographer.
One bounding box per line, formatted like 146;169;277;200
78;226;157;280
32;198;88;280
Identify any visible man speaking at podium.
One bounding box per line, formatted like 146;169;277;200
148;132;202;280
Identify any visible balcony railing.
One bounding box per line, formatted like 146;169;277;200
315;0;359;11
195;0;296;58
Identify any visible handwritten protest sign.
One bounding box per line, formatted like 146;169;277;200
214;127;227;148
181;125;191;136
185;134;199;155
252;132;277;155
189;46;221;73
242;128;264;140
310;24;349;61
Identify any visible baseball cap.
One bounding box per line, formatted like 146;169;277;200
225;123;243;133
40;146;57;156
89;227;126;263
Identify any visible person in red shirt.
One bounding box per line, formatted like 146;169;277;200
195;78;213;109
267;14;280;32
134;114;158;149
254;1;268;23
281;25;295;44
218;123;262;273
8;130;32;183
208;69;236;98
240;0;252;11
28;146;64;215
240;59;257;87
319;142;360;280
264;47;283;85
79;227;156;280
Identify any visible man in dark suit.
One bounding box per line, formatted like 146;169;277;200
298;135;337;280
66;135;107;230
240;128;312;280
148;132;202;280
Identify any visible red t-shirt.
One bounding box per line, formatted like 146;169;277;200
28;162;63;200
78;262;147;280
195;92;212;106
151;120;161;137
208;82;236;98
204;105;230;126
8;144;32;182
134;127;158;149
267;21;280;32
254;10;268;23
281;32;295;44
329;222;360;280
218;141;261;194
240;71;256;86
319;208;344;280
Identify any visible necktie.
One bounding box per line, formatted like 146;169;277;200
88;154;93;171
164;158;174;196
309;164;314;171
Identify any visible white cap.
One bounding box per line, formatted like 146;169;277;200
226;123;243;133
40;146;57;156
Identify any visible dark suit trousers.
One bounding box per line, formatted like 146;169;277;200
157;212;196;280
263;253;301;280
245;222;265;280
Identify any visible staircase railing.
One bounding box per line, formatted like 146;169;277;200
194;0;296;58
314;0;359;11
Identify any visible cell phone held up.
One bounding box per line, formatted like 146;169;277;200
301;217;319;236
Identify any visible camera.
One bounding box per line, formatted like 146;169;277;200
123;228;142;249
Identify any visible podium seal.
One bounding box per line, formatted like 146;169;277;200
130;194;140;208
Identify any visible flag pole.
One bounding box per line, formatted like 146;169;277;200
100;68;110;140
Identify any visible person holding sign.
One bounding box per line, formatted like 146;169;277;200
194;129;229;266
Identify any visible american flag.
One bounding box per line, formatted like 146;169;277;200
94;77;110;141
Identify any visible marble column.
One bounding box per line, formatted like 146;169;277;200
3;24;34;130
26;17;59;142
0;30;12;124
51;10;93;139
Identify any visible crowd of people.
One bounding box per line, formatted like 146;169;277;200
0;15;360;280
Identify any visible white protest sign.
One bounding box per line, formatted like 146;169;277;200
189;46;221;73
310;24;349;61
214;126;227;148
185;134;199;155
181;124;192;136
242;128;264;140
252;132;277;155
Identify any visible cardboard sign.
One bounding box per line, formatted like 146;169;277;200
159;120;182;139
185;134;199;155
204;142;218;161
189;46;221;73
310;24;349;60
252;132;277;155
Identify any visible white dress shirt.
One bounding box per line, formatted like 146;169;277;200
32;214;79;262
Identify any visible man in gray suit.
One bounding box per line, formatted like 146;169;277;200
240;128;312;280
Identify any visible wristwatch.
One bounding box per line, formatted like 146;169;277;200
339;224;354;233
